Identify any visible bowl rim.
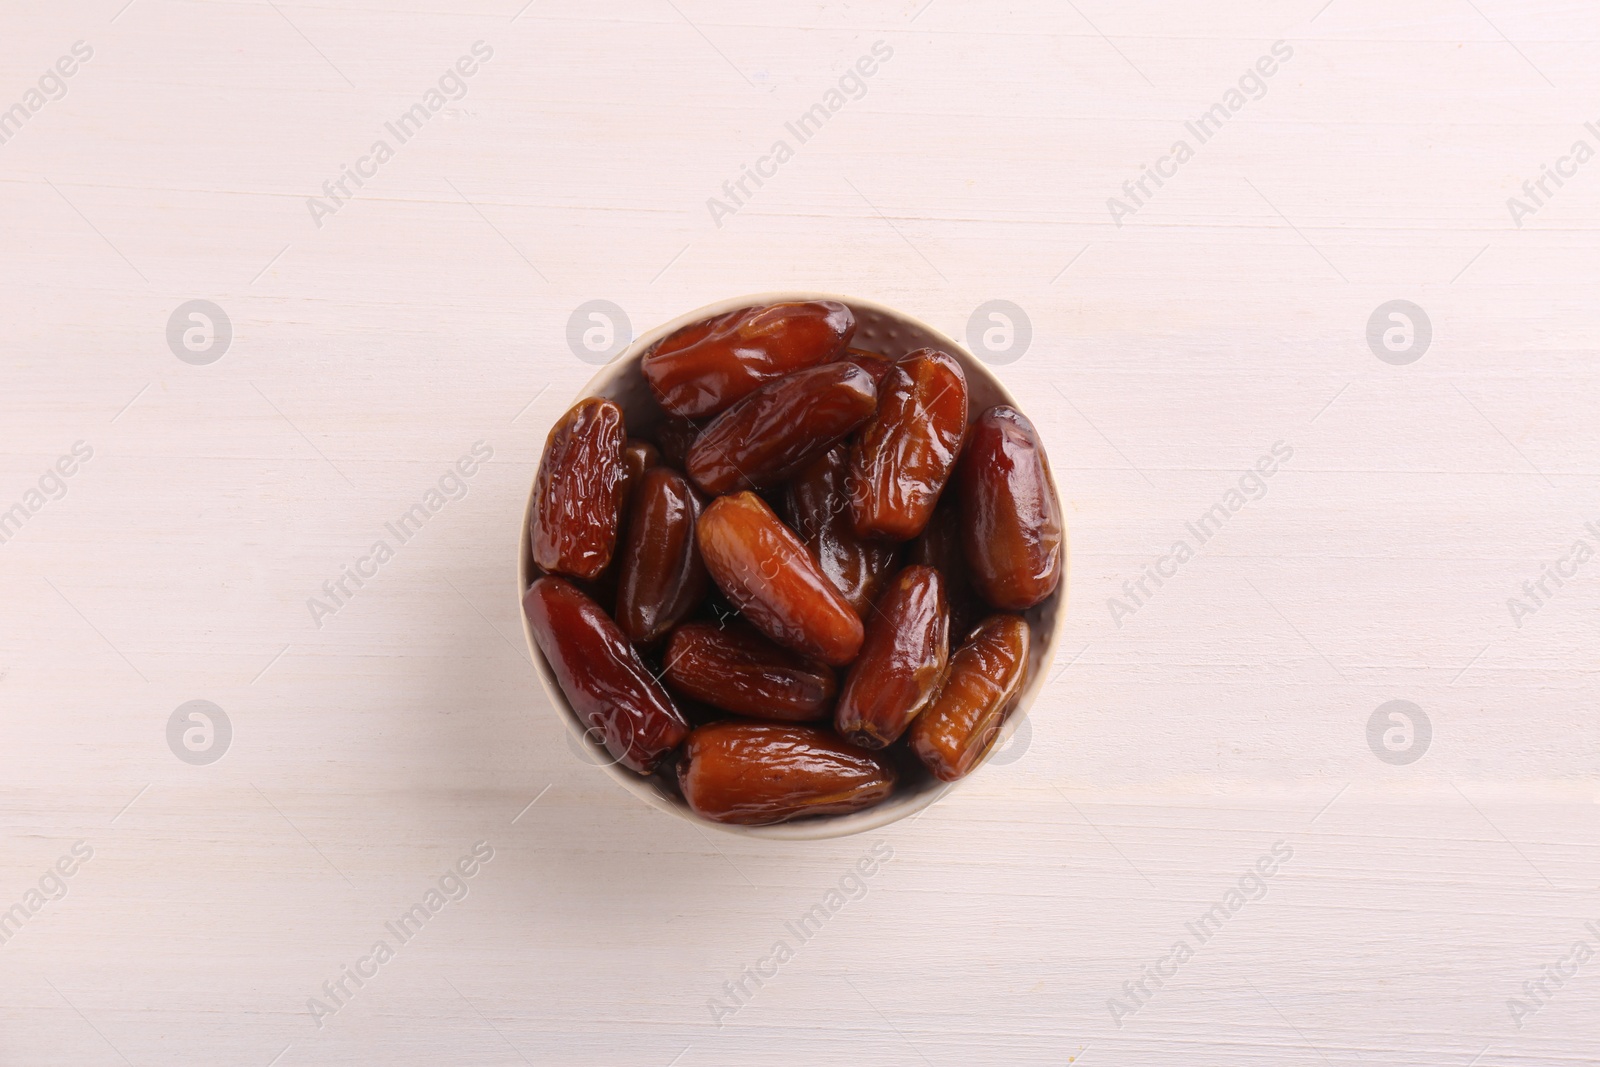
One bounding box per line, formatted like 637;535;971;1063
517;290;1069;839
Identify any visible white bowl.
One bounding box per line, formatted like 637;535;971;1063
518;292;1068;839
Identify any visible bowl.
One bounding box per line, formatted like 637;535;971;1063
518;292;1068;839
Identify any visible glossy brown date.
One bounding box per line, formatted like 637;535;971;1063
615;467;708;644
687;362;877;496
619;438;661;504
696;491;864;666
785;443;899;616
677;721;896;825
531;398;626;580
849;348;968;542
840;347;895;384
908;614;1030;781
522;576;689;773
834;565;950;749
642;301;856;418
957;405;1064;610
663;621;834;722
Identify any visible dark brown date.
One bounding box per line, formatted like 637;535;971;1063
840;347;895;384
531;398;626;580
522;576;689;773
687;362;877;496
785;443;899;616
615;467;708;644
849;348;968;542
652;415;700;469
677;721;896;825
908;614;1029;781
619;438;661;503
696;491;864;666
642;301;856;418
663;621;834;721
909;496;985;640
957;405;1063;610
834;565;950;748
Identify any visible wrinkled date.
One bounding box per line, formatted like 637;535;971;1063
531;397;627;580
663;621;835;722
849;348;968;542
642;301;856;418
834;565;949;748
908;614;1030;781
957;406;1064;610
687;362;878;496
616;467;708;644
677;721;896;825
786;443;899;616
697;491;864;666
523;576;689;773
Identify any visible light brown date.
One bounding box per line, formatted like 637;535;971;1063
615;467;708;645
849;348;968;542
522;576;689;773
957;405;1063;610
677;721;896;825
687;362;877;496
908;614;1030;781
531;398;626;580
785;443;899;616
834;565;950;748
696;491;864;666
642;301;856;418
663;621;834;722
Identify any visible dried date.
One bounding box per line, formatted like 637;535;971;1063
849;348;968;542
677;721;896;825
522;576;689;773
908;614;1029;781
687;362;877;496
957;405;1063;610
696;491;864;666
531;398;626;580
642;301;855;417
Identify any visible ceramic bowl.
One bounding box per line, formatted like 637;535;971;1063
518;292;1067;838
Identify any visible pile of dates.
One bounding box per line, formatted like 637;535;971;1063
523;299;1063;826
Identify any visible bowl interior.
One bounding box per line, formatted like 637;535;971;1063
518;292;1067;839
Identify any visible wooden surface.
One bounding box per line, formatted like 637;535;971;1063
4;1;1599;1064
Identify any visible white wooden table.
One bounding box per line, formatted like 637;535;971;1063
3;1;1598;1063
